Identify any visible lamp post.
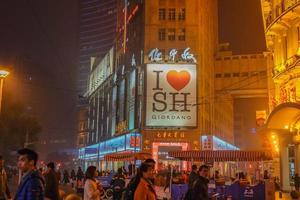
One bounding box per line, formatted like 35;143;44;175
0;69;9;114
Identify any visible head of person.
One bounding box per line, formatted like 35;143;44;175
117;168;123;175
0;156;4;169
85;166;97;180
199;165;209;178
192;164;197;172
139;163;154;180
47;162;55;171
17;148;38;173
144;158;156;169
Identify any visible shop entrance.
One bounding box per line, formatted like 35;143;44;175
152;142;189;171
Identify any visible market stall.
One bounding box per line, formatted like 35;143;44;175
167;150;274;200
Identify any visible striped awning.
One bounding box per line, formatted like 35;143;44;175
168;150;273;162
104;151;152;161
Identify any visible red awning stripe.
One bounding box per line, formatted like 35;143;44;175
168;150;272;162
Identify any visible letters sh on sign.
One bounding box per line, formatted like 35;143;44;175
146;64;197;127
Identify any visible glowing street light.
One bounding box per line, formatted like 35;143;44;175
0;68;10;114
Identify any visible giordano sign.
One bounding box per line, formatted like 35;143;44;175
146;63;197;127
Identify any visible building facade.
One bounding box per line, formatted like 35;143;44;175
78;0;117;95
215;44;269;150
79;0;238;171
261;0;300;191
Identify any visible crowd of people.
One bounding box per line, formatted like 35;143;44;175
1;147;298;200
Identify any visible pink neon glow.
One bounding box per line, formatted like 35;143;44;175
152;142;189;170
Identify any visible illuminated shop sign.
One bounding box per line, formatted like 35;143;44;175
201;136;239;150
146;64;197;127
148;48;197;63
155;131;185;139
79;133;141;160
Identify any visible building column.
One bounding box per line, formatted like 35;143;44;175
295;144;300;175
280;139;290;191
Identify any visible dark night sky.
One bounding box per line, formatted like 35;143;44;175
0;0;78;155
0;0;266;157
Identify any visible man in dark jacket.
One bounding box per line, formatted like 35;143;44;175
191;165;209;200
188;164;199;190
44;162;59;200
14;148;45;200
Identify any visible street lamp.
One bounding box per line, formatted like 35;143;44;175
0;69;9;114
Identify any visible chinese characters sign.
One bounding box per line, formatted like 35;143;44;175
146;64;197;127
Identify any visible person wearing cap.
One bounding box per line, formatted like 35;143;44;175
14;148;45;200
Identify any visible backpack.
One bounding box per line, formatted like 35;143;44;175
124;176;140;200
111;175;125;192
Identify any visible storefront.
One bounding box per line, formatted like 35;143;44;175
78;133;141;171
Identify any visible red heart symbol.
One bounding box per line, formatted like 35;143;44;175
166;70;191;91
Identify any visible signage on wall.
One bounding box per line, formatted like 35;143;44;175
146;64;197;127
116;120;128;135
155;131;185;139
148;48;197;63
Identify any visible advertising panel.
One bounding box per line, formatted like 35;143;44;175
118;79;125;122
146;64;197;127
127;70;136;130
111;86;117;136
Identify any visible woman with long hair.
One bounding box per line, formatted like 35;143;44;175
84;166;102;200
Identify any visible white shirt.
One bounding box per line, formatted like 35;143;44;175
84;179;101;200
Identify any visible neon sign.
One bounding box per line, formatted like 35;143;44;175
148;48;197;63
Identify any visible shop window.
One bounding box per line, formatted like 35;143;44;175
159;8;166;20
178;8;185;20
168;28;176;41
158;28;166;41
178;28;186;41
168;8;176;21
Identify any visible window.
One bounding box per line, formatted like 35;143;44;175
233;73;240;77
241;72;249;77
159;8;166;20
178;8;185;20
215;73;222;78
224;73;231;78
178;28;185;41
158;28;166;41
168;28;176;41
168;8;176;21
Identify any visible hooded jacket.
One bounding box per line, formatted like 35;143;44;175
14;170;45;200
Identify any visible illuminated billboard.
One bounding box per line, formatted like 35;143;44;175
146;64;197;127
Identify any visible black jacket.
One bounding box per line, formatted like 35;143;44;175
44;169;59;200
188;171;199;189
191;176;209;200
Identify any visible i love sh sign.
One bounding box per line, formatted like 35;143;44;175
146;64;197;127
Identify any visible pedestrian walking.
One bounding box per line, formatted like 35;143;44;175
14;148;45;200
294;173;300;191
191;165;209;200
63;170;70;184
84;166;102;200
111;168;125;200
0;156;11;200
77;167;84;181
134;163;157;200
188;165;199;190
44;162;59;200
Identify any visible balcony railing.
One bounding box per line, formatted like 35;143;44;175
265;0;300;28
272;54;300;78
